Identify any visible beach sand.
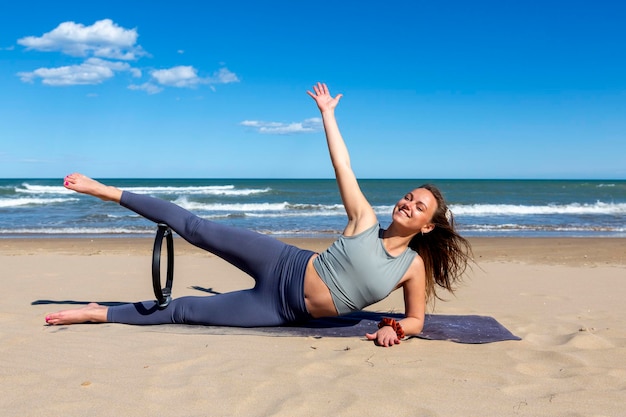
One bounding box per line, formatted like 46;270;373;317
1;237;624;416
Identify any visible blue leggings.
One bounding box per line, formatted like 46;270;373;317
107;192;314;327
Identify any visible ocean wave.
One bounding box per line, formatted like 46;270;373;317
0;197;79;208
17;184;74;195
3;223;623;237
450;202;626;216
244;211;346;218
177;200;289;212
175;198;347;213
260;229;341;237
374;202;626;217
0;227;150;235
124;185;271;196
17;183;271;197
286;203;346;211
143;199;626;218
461;224;626;233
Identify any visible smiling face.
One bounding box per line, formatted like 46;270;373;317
391;188;438;235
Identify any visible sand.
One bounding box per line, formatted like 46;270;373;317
0;237;624;417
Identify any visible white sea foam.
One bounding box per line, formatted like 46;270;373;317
124;185;271;196
450;202;626;216
3;223;623;237
0;197;78;208
261;229;342;237
175;198;347;214
18;183;74;194
0;227;146;235
17;183;271;197
378;202;626;217
462;224;626;233
243;211;345;218
162;200;626;217
177;200;289;212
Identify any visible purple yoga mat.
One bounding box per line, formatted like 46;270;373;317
154;311;521;344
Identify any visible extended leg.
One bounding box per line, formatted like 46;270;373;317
108;291;288;327
120;191;289;279
53;174;313;327
64;173;286;279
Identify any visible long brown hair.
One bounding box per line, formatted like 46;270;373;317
409;184;473;303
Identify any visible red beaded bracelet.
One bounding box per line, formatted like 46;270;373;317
378;318;405;339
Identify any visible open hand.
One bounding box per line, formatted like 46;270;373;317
365;326;402;347
307;82;342;113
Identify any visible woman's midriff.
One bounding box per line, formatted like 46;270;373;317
303;254;338;318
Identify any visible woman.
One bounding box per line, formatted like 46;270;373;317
46;83;472;347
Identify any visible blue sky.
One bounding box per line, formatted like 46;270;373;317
1;1;625;179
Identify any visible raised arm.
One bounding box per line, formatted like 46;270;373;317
307;82;377;236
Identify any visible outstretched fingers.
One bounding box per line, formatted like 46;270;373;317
307;82;342;113
307;82;329;98
314;82;328;96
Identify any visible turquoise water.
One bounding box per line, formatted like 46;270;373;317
1;178;625;238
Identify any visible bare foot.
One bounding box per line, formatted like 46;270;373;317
63;173;123;203
45;303;109;325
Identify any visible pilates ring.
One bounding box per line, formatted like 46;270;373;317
152;224;174;309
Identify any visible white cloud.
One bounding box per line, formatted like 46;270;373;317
128;82;163;95
241;118;322;134
151;66;201;87
18;57;135;86
206;67;240;84
16;19;238;93
17;19;145;60
149;66;240;89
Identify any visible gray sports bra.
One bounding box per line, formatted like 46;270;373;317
313;224;417;315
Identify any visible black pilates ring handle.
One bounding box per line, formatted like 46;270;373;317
152;224;174;309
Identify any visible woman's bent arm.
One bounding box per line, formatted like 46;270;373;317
365;257;426;346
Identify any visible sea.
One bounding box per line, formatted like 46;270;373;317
1;178;625;238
